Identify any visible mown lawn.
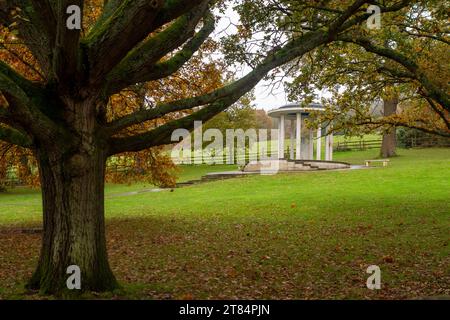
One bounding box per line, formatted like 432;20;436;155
0;148;449;299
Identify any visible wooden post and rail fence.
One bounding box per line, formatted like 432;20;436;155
334;139;383;152
3;137;449;185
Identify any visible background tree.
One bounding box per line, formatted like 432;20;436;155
254;109;273;132
282;0;449;152
380;89;399;157
0;0;413;294
203;91;257;135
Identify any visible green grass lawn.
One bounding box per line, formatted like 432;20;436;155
0;148;449;299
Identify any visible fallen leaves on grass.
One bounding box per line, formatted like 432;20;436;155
0;215;449;300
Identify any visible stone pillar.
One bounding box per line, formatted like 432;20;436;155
279;115;285;159
316;126;322;160
295;113;301;160
309;129;314;159
290;120;295;160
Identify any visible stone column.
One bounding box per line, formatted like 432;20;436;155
295;113;301;160
279;115;285;159
325;126;333;161
290;120;295;160
316;126;322;160
309;129;314;159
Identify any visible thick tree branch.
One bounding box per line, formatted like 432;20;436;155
423;95;450;130
338;35;450;111
86;0;211;90
0;125;32;147
29;0;56;48
354;117;450;138
0;61;38;93
107;1;417;154
88;0;123;35
1;45;45;80
328;0;367;31
104;0;417;151
151;0;210;32
107;0;399;147
135;12;216;82
105;7;214;95
0;105;10;124
377;65;415;79
85;0;165;84
106;27;331;137
52;0;84;88
0;104;25;132
0;65;65;144
108;28;334;154
336;0;411;32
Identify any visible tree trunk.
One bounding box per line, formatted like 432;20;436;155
380;97;398;158
27;99;118;295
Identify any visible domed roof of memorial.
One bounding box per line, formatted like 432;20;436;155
279;102;322;109
268;102;325;117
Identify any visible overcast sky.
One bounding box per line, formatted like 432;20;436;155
214;7;289;111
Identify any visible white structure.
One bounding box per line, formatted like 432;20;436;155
268;103;333;161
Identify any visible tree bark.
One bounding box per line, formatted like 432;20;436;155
380;97;398;158
27;100;118;295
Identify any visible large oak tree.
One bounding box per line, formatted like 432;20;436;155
0;0;412;294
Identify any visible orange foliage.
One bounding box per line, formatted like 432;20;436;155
0;2;227;189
